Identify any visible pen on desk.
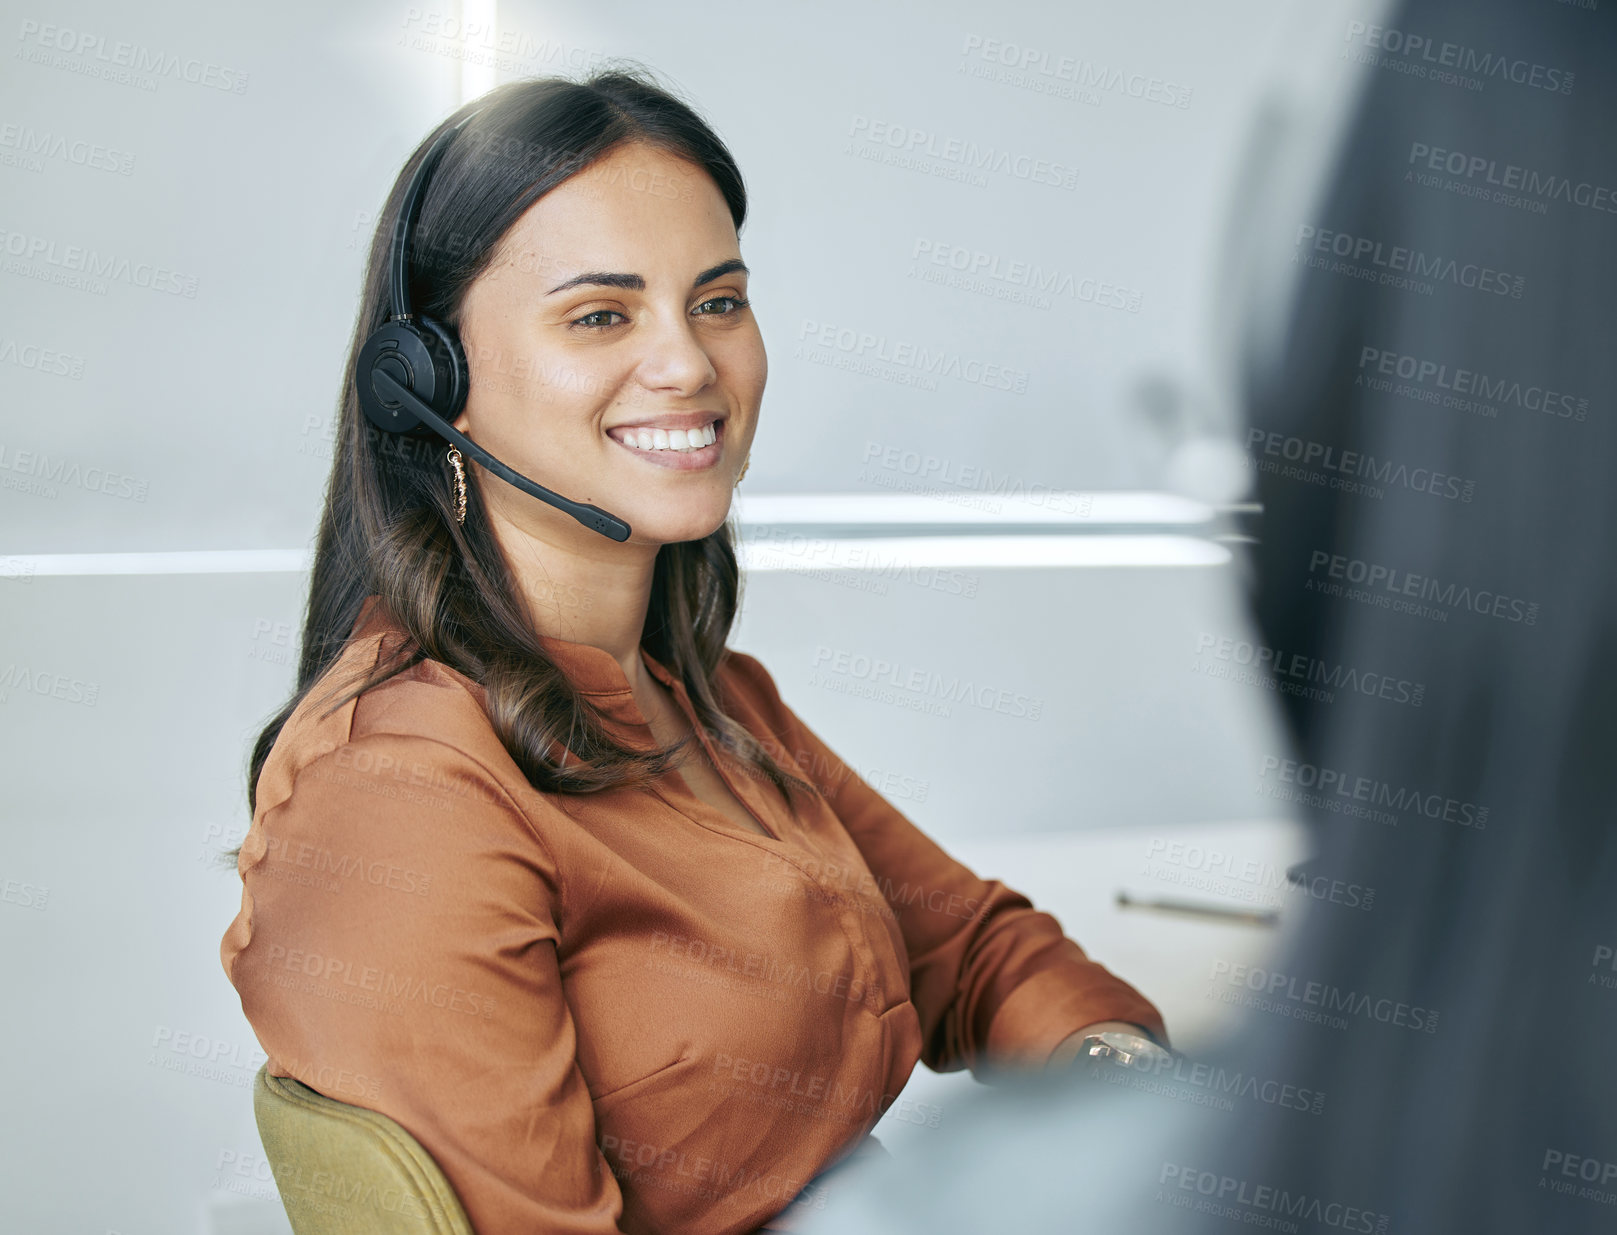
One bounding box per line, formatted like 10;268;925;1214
1115;890;1279;927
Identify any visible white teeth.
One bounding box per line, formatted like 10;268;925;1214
618;421;719;452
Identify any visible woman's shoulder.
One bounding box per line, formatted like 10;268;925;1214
258;604;517;819
715;645;795;726
717;644;770;689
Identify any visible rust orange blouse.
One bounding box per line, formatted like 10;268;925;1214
220;596;1165;1234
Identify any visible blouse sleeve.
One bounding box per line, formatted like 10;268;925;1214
728;653;1168;1074
222;732;627;1235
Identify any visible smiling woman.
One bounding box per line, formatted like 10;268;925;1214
220;64;1166;1235
455;141;761;524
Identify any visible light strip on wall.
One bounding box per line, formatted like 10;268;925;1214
735;491;1213;527
5;550;312;577
4;536;1229;577
3;492;1235;576
741;535;1230;571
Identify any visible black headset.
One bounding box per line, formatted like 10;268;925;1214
354;111;632;542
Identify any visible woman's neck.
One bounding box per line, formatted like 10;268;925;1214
483;490;662;685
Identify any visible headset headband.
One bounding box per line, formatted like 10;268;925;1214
388;112;479;322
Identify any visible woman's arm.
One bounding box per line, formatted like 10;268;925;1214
221;731;627;1234
724;653;1168;1076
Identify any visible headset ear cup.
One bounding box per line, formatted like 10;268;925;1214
357;320;433;434
416;315;469;423
356;318;467;435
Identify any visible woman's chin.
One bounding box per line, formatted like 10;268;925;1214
624;495;737;546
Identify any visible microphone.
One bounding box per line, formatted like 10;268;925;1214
370;370;633;543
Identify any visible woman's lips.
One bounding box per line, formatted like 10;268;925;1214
607;417;725;471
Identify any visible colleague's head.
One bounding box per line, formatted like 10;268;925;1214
246;66;814;819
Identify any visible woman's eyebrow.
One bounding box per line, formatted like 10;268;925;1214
691;258;749;288
544;258;749;296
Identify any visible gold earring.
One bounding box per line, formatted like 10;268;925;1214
735;454;751;487
446;447;467;525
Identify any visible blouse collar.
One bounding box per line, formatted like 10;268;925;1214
534;632;677;697
350;594;681;723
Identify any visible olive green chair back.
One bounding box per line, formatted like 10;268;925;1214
252;1065;474;1234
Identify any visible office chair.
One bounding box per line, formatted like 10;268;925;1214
252;1065;475;1234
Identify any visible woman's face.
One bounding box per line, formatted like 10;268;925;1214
452;140;762;549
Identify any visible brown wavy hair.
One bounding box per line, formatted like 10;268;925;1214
241;65;815;834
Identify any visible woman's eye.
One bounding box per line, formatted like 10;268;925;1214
572;310;625;329
693;295;750;316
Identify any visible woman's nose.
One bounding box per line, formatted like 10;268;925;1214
633;312;719;396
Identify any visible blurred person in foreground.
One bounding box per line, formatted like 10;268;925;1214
802;1;1617;1231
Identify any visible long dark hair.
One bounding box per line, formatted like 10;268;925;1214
243;66;814;830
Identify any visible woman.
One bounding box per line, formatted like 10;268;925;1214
220;66;1166;1235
